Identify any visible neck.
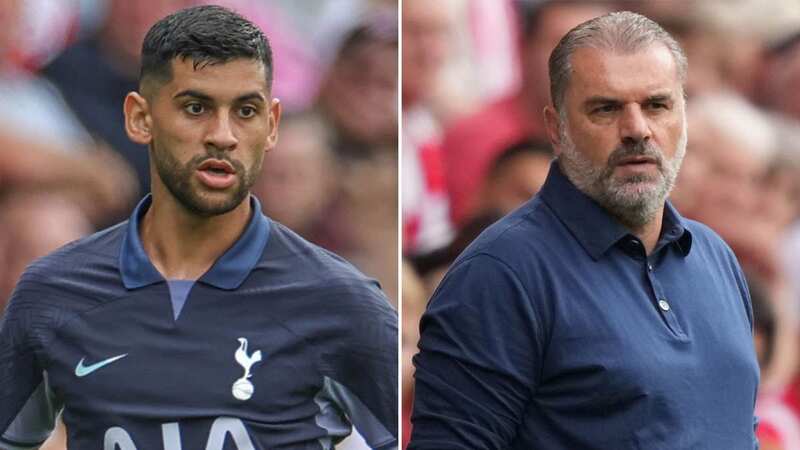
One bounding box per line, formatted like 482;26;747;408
140;189;252;280
625;206;664;255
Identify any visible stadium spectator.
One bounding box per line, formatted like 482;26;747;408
472;139;552;220
439;0;609;225
407;141;551;292
680;93;782;282
253;113;335;239
0;0;138;226
402;0;453;254
325;144;399;306
758;32;800;122
306;11;399;304
43;0;188;203
634;1;764;99
752;275;800;450
763;119;800;232
314;9;398;158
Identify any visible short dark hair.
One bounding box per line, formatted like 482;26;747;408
488;139;553;179
140;5;273;92
336;9;398;59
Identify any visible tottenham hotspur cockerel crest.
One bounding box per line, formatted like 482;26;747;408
232;338;262;401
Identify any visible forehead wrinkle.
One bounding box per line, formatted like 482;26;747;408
569;47;681;103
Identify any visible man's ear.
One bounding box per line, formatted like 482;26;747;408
543;105;564;157
264;98;282;152
124;92;153;146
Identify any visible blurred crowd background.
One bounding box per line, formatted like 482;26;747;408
402;0;800;449
0;0;396;448
8;0;800;447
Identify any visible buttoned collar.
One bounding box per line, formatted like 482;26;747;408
119;194;271;290
539;161;692;260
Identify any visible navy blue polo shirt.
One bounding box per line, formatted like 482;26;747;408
410;162;759;449
0;195;397;450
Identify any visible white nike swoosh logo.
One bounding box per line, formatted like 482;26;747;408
75;354;128;377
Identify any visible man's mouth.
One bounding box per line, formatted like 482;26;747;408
197;159;236;174
616;155;657;166
196;159;237;189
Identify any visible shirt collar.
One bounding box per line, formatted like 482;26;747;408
120;194;271;290
539;161;692;260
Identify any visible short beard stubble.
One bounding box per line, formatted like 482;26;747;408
151;142;260;217
557;118;687;231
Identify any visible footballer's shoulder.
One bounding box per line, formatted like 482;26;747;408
17;220;128;297
4;222;128;350
262;220;374;284
259;220;393;311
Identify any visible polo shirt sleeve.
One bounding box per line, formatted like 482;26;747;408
0;277;62;450
730;252;755;333
730;253;759;449
719;241;758;448
736;260;760;450
410;253;542;449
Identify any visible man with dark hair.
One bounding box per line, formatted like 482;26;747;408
410;11;758;449
315;10;398;158
0;6;397;450
474;139;553;218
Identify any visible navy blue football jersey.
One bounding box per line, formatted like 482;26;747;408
0;195;397;450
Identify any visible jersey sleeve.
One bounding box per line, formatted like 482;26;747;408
0;277;62;449
318;280;398;450
408;254;542;450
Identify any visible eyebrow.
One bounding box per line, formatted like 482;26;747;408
584;96;620;107
583;93;676;108
644;94;674;103
173;90;267;103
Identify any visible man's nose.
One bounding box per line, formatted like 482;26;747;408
619;104;651;145
205;111;238;151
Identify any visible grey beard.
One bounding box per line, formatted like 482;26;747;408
557;122;686;231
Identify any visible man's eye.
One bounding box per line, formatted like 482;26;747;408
184;103;205;115
646;102;668;110
239;106;257;118
593;104;618;114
